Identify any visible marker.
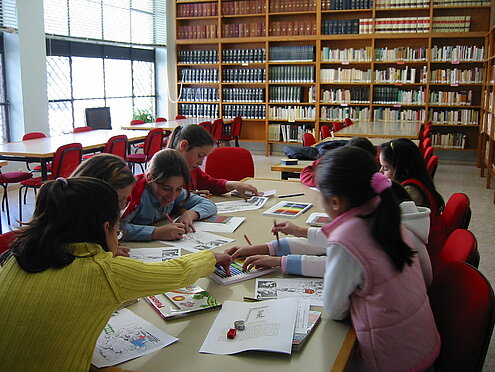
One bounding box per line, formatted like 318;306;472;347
278;193;305;198
244;234;253;246
166;213;174;224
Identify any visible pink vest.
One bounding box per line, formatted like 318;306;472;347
322;198;440;372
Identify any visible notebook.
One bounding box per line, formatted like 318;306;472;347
209;259;277;285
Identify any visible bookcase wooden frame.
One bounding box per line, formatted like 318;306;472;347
175;0;493;156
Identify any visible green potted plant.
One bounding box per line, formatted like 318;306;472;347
132;108;154;123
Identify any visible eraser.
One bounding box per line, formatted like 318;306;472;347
227;328;237;339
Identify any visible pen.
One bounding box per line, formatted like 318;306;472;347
273;219;280;247
166;213;174;224
243;296;263;302
244;234;253;246
278;193;305;198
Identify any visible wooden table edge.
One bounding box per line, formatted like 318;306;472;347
330;327;357;372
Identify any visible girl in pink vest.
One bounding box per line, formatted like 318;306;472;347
317;146;440;372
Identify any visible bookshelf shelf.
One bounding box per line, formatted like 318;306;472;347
175;0;492;154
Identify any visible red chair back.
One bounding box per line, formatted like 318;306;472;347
427;154;438;179
175;115;187;120
0;231;18;255
155;117;167;122
73;126;93;133
320;125;331;139
205;147;254;181
420;137;432;154
22;132;46;141
199;121;213;134
423;146;434;163
442;193;471;236
231;116;243;137
332;122;344;132
428;261;495;372
435;229;478;274
143;128;164;160
303;133;316;147
51;143;83;178
344;118;353;126
104;135;128;159
211;119;225;142
131;119;145;125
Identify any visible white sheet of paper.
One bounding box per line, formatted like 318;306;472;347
199;299;299;355
194;216;245;233
260;189;276;197
295;300;311;334
92;308;178;368
216;196;269;214
129;247;181;263
161;231;234;253
255;278;324;307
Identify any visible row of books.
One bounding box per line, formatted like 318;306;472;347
321;87;370;104
222;23;265;38
322;47;372;62
322;19;361;35
429;67;484;84
223;48;266;64
178;103;219;118
429;90;473;106
431;16;471;33
373;107;427;121
431;133;467;149
178;50;218;64
320;68;372;83
268;105;316;120
268;124;314;143
428;108;479;125
223;104;266;119
433;0;490;6
222;0;265;15
269;21;316;36
375;0;428;7
177;24;217;40
323;0;373;10
375;17;430;33
180;88;219;102
375;47;427;62
320;106;371;121
269;46;315;62
373;87;426;105
177;2;217;18
179;69;218;83
223;88;264;102
430;45;484;62
374;66;428;84
223;68;265;83
269;86;305;103
269;0;317;12
269;66;315;83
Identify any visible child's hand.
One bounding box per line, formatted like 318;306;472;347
175;210;198;233
242;255;282;271
193;189;211;198
225;244;269;259
272;221;308;238
114;246;130;258
213;252;233;276
227;181;260;198
152;223;185;240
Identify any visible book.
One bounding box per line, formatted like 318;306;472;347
305;212;332;227
209;258;277;285
263;200;313;218
292;311;322;351
145;284;221;320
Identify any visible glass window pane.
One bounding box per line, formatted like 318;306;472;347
107;97;133;127
48;101;73;136
69;0;102;39
44;0;69;35
74;99;106;128
103;4;130;43
133;60;154;96
131;0;153;13
105;59;132;98
72;57;104;99
133;96;155;117
46;56;71;100
131;11;153;45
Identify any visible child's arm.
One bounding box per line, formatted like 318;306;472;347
225;181;260;197
272;221;308;238
151;223;186;241
225;244;269;258
175;189;217;221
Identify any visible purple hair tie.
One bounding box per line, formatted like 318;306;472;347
370;172;391;194
56;177;69;189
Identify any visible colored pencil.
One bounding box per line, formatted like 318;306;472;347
278;193;305;198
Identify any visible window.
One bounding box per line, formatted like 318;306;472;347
0;36;8;143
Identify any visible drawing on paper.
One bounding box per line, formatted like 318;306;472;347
255;278;324;306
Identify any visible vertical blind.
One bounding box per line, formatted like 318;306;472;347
43;0;166;47
0;0;18;31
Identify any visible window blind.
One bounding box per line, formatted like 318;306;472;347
43;0;166;47
0;0;18;31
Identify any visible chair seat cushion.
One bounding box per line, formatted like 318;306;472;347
126;153;146;163
0;172;32;183
20;175;54;188
32;163;53;171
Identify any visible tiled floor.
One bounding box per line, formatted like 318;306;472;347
2;152;495;371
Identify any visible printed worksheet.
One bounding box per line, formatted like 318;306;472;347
215;196;269;214
255;278;324;306
162;231;234;253
129;247;181;263
92;308;178;368
194;216;245;233
199;298;298;355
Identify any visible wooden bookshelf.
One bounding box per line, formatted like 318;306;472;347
175;0;493;155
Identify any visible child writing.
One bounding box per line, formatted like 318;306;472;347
121;149;217;241
0;177;232;371
167;124;259;197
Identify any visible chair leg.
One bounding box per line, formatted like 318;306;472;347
1;184;9;225
138;163;145;173
18;187;23;225
23;187;29;204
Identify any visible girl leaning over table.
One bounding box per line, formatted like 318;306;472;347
0;177;231;372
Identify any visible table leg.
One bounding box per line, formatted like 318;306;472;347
281;172;289;180
40;160;49;181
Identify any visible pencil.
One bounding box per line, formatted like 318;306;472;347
273;219;280;247
243;296;263;302
165;213;174;224
278;193;305;198
244;234;253;246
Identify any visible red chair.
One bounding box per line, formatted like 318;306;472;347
130;119;145;125
434;229;479;274
332;122;345;132
175;115;186;120
211;119;226;146
303;133;316;147
199;121;213;134
423;146;434;164
442;193;471;236
420;137;432;154
320;125;331;139
205;147;254;181
73;126;93;133
126;128;164;173
344;118;353;126
23;132;50;173
231;116;243;147
18;143;83;222
155;117;167;122
0;230;18;255
427;155;439;179
428;261;495;372
0;170;32;225
82;135;128;160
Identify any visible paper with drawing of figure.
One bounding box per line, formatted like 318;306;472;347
129;247;181;263
215;196;269;214
199;298;298;355
255;278;324;306
92;308;177;367
161;231;234;253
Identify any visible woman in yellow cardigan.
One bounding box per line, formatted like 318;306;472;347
0;177;232;372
